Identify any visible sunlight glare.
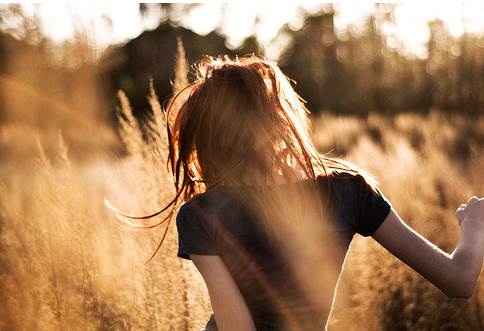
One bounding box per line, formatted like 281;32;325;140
12;2;484;58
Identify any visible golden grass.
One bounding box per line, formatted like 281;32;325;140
320;112;484;331
1;107;483;330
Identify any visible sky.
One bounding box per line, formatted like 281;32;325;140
14;1;484;59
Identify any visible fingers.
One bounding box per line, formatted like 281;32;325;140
467;196;479;206
462;196;483;223
456;208;465;226
456;196;483;227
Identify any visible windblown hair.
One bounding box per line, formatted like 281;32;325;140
108;54;373;263
167;55;366;194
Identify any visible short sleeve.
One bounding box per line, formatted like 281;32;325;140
355;176;392;237
176;201;218;260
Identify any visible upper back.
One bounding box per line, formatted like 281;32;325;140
176;171;391;329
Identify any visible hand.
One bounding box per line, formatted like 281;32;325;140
456;196;484;228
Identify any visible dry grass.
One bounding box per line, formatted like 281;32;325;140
1;95;483;331
317;111;484;331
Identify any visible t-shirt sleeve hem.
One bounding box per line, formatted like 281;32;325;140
177;247;219;260
359;200;391;237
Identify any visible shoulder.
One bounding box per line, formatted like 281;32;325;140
175;191;223;241
176;187;231;227
331;171;391;236
176;194;208;229
176;193;221;260
176;195;208;226
318;170;378;194
179;186;232;213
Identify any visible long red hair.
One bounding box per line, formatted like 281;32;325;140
107;54;371;263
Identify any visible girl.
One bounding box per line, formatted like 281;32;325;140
110;55;483;331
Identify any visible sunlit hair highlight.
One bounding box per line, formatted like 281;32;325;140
107;54;373;263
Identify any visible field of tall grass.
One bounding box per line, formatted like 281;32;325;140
1;84;483;330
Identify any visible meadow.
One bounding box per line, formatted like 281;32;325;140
1;84;482;331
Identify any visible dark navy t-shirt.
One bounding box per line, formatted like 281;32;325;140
176;172;391;330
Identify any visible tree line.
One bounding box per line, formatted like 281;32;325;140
277;8;484;115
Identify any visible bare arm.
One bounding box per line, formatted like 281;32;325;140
372;196;484;298
190;254;256;331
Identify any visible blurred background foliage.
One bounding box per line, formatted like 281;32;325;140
93;3;484;118
1;3;483;134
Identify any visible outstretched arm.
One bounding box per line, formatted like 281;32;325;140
372;196;484;298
